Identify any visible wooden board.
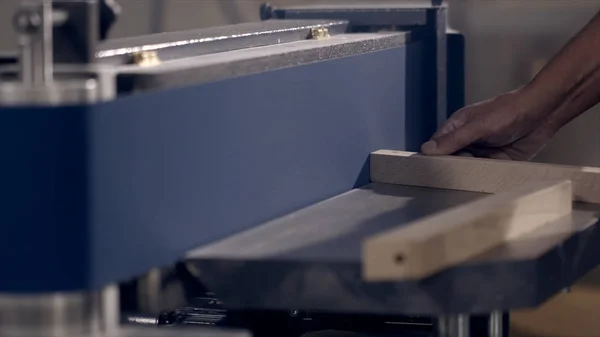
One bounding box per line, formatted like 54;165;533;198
510;283;600;337
363;180;573;281
370;150;600;204
185;183;600;314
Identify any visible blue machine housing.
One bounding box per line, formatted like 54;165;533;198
0;6;458;292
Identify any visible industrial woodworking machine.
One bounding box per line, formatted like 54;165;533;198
1;1;599;337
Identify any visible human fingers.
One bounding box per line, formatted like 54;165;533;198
466;146;513;160
421;121;484;155
454;150;474;157
431;109;470;139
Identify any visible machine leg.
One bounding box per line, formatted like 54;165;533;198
488;311;503;337
0;284;119;337
436;314;470;337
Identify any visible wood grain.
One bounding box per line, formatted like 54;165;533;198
511;284;600;337
363;180;573;281
370;150;600;204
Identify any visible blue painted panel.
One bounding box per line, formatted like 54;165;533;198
0;106;89;291
0;43;432;291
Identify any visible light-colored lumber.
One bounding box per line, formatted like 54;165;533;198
370;150;600;204
511;283;600;337
468;209;598;262
362;179;573;281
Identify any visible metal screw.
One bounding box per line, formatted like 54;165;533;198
310;27;330;40
13;8;42;34
132;50;161;67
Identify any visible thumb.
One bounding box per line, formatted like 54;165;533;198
421;122;482;155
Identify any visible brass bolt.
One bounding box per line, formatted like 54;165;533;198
310;27;330;40
132;50;160;67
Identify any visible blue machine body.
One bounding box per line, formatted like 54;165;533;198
0;40;435;292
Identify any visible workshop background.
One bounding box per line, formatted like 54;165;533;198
1;1;599;336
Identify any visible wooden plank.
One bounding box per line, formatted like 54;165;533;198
370;150;600;204
362;179;573;281
469;209;598;261
511;284;600;337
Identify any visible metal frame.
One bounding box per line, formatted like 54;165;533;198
0;19;355;105
0;3;540;337
97;20;349;65
261;3;448;128
0;36;416;292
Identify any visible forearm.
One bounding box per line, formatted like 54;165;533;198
525;10;600;131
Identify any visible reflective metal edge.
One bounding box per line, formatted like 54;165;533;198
272;3;440;10
268;4;434;26
97;20;349;65
0;20;350;105
117;31;410;93
0;65;117;106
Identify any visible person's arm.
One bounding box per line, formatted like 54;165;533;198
421;10;600;160
528;10;600;132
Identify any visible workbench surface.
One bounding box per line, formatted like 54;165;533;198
188;183;600;315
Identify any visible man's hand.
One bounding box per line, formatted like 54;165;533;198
421;88;558;161
421;9;600;161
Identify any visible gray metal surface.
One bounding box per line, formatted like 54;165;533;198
1;30;410;99
13;0;54;85
266;4;448;132
114;326;251;337
119;31;409;93
0;20;356;102
98;20;349;64
436;315;469;337
268;5;429;26
0;284;250;337
188;184;483;262
0;63;118;106
0;1;117;106
0;77;101;105
431;7;447;127
187;183;600;315
487;312;502;337
0;285;119;337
